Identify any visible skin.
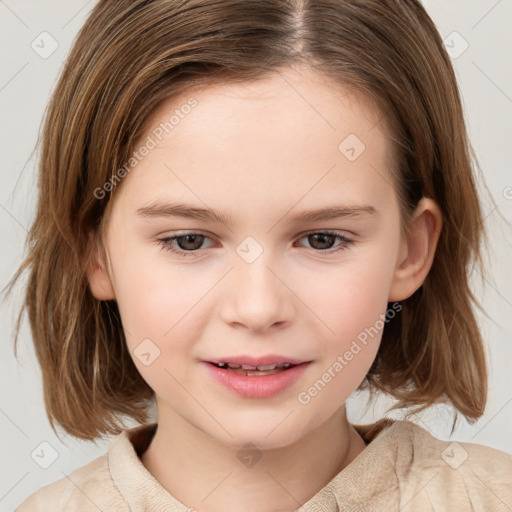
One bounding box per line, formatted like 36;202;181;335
87;63;442;512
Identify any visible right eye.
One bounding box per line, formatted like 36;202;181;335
157;232;214;257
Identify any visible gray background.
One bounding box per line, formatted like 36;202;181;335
1;1;511;510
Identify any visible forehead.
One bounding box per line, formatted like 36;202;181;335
143;64;386;148
114;64;395;219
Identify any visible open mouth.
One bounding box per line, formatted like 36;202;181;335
203;359;312;398
208;361;298;376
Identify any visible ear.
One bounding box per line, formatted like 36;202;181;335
388;197;442;302
85;230;116;300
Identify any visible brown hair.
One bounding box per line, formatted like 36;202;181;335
6;0;489;441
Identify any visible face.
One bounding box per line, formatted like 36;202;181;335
94;64;407;450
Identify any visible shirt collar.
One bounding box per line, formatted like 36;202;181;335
108;418;403;511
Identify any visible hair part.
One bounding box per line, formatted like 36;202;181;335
6;0;488;441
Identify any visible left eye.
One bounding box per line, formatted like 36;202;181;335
300;232;353;251
157;231;354;257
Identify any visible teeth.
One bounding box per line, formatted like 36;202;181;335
257;364;277;371
215;362;293;371
257;363;292;370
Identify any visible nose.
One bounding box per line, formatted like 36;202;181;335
220;253;295;333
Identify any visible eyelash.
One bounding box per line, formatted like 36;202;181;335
157;231;355;257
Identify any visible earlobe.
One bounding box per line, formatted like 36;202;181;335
85;231;116;300
388;198;442;302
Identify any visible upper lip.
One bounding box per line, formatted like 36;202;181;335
204;355;310;367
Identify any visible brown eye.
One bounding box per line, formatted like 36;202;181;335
174;234;206;251
158;232;213;256
297;231;354;253
306;233;337;250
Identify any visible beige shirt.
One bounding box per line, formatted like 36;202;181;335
16;418;512;511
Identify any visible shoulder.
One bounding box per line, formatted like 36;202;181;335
365;419;512;510
16;443;127;512
15;422;195;512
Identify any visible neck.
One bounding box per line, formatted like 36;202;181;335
140;403;367;512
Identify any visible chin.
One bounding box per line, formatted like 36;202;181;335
207;412;313;451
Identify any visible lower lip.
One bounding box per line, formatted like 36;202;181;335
202;362;311;399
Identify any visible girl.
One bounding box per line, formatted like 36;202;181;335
9;0;512;510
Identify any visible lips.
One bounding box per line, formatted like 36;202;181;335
203;359;312;398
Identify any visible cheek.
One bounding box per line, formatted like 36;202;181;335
110;257;203;394
293;276;390;411
300;272;386;376
292;240;398;397
107;240;201;348
297;247;396;343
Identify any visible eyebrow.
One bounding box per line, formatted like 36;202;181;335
136;201;377;227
